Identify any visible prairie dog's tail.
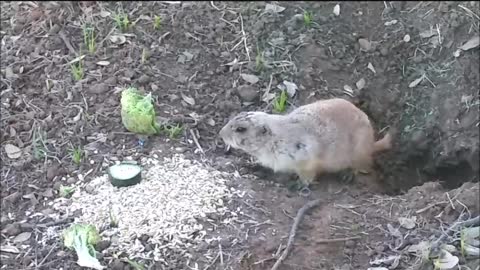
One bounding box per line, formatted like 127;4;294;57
373;132;392;153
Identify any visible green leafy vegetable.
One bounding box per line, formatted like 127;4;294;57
63;224;104;270
121;87;161;135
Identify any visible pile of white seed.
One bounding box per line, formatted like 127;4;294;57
52;154;236;263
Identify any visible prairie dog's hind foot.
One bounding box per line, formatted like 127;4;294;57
340;169;356;184
339;168;373;184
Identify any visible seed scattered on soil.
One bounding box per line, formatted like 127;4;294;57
52;155;235;262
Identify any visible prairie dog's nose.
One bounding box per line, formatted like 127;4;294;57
219;125;227;139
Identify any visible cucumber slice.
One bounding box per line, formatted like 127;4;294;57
107;163;142;187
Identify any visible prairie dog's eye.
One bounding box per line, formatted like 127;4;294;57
235;127;247;133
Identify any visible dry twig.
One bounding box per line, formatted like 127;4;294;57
270;199;322;270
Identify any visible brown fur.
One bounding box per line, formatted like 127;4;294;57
219;98;393;187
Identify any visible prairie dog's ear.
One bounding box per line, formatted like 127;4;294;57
257;125;271;136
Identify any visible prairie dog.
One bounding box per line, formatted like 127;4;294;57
219;98;392;187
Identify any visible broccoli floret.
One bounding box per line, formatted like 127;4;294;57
63;224;105;269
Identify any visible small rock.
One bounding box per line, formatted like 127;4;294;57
144;244;153;252
105;77;117;85
41;208;55;216
84;184;95;194
345;240;357;248
13;232;32;243
124;70;135;79
49;24;61;34
236;85;259;102
21;256;33;266
42;188;54;198
95;251;103;260
0;215;8;223
96;240;111;252
318;15;328;23
53;181;62;190
111;259;125;270
375;244;386;253
90;83;109;94
66;177;77;184
380;47;389;56
358;38;372;51
111;235;120;245
47;165;60;180
175;147;187;153
2;223;21;236
138;74;150;84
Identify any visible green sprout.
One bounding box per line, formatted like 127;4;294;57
71;146;83;165
273;90;288;113
153;15;162;30
113;12;130;32
71;61;84;81
303;11;313;27
32;127;47;160
83;25;96;54
163;124;184;139
255;51;266;72
125;258;145;270
109;208;118;228
60;185;75;198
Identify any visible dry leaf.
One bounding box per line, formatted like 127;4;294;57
358;38;372;51
403;34;411;42
13;232;31;243
333;4;340;16
206;118;215;126
0;245;20;254
387;223;402;238
10;35;22;43
240;73;259;84
459;35;480;51
109;35;126;45
367;62;376;74
181;93;195;106
99;10;111;17
384;19;398;26
398;216;416;229
343;85;354;97
409;75;424;88
96;61;110;66
419;29;436;38
343;85;353;93
182;51;194;62
265;3;285;13
5;144;21;159
262;92;276;103
9;126;16;137
434;250;459;270
453;49;462;58
370;255;401;266
282;80;297;97
356;78;366;90
408;241;430;256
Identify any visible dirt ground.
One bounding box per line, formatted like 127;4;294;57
1;1;479;270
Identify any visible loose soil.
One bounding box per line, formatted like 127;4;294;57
1;1;479;270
